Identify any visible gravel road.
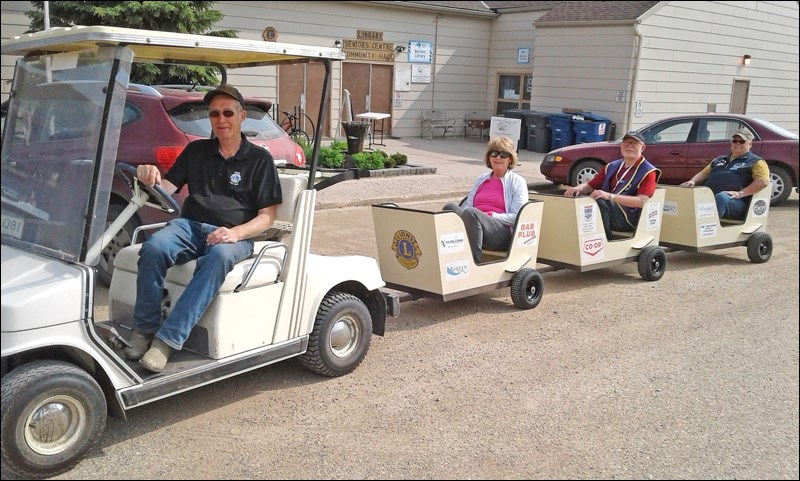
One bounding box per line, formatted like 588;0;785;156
38;193;799;480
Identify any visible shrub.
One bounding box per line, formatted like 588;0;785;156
330;138;347;151
383;156;397;168
294;135;313;160
318;146;345;168
390;152;408;166
352;151;385;170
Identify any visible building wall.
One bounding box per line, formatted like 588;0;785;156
1;0;31;98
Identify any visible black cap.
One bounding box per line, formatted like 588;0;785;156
203;84;244;108
622;131;645;144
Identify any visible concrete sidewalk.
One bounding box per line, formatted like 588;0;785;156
314;136;551;209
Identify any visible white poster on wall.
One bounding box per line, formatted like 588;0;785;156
489;116;522;149
395;64;411;91
411;64;431;83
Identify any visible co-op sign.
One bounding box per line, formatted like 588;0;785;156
343;30;396;62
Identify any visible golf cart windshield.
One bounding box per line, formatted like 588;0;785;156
1;47;130;262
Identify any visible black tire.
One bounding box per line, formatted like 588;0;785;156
298;291;372;377
746;232;772;263
768;164;792;205
637;245;667;281
97;203;139;286
570;160;603;186
1;361;107;480
510;268;544;310
290;130;310;146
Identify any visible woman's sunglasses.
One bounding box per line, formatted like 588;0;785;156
208;109;239;118
489;150;512;159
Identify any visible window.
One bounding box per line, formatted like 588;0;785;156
495;74;532;114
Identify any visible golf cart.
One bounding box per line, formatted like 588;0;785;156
1;26;394;479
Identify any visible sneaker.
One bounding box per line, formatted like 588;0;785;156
139;338;173;373
122;332;153;361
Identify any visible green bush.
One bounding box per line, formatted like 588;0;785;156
294;135;313;160
318;146;345;168
390;152;408;166
330;138;347;151
383;156;397;168
352;151;385;170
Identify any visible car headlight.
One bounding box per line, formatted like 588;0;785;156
543;153;562;163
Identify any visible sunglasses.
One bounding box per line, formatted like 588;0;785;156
489;150;512;159
730;138;748;144
208;109;239;118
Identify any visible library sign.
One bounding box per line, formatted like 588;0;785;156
343;30;395;62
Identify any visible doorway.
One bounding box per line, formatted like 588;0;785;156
730;79;750;114
342;63;393;136
278;63;329;137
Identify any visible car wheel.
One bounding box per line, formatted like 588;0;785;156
746;232;772;263
1;361;107;479
768;165;792;205
298;291;372;377
637;245;667;281
510;268;544;310
570;160;603;186
97;203;140;286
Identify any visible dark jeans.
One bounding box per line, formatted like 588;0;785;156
596;198;634;240
714;192;747;220
442;203;511;263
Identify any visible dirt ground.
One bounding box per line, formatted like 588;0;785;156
46;193;799;480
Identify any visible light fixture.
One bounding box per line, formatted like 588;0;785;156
742;54;752;66
395;45;406;53
334;40;342;49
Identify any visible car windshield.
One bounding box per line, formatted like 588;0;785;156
750;117;799;139
169;103;286;140
1;48;127;261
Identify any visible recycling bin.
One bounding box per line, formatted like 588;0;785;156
573;112;613;144
548;113;575;149
525;111;551;153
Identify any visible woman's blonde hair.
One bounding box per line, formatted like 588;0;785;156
483;136;519;169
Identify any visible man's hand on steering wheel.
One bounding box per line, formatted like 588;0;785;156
135;164;162;187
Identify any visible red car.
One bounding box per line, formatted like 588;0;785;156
99;84;305;284
540;114;798;206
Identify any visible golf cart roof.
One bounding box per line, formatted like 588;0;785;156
1;25;346;67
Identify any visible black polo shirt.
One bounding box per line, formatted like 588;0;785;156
165;135;282;228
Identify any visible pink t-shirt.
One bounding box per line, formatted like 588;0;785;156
473;177;506;215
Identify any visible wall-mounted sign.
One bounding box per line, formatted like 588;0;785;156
411;64;431;83
357;30;383;41
408;40;432;63
262;26;278;42
343;38;395;62
517;48;530;64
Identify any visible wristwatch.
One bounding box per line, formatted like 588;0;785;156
738;190;744;197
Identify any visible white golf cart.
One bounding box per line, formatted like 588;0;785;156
1;26;395;479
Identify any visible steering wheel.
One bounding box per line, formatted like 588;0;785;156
116;163;180;214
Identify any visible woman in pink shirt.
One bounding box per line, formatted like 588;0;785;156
443;136;528;263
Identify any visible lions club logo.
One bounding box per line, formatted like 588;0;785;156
391;230;422;269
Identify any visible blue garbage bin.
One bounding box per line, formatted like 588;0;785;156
573;112;613;144
549;113;575;149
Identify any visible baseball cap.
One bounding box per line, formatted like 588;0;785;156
622;131;645;144
203;84;244;108
732;128;754;141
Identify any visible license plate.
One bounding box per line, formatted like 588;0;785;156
1;211;24;239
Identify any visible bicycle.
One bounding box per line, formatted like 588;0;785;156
280;110;315;145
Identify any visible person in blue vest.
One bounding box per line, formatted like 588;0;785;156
680;128;769;220
564;131;660;241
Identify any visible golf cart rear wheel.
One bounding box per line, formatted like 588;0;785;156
746;232;772;263
298;291;373;377
510;268;544;310
638;245;667;281
1;360;107;479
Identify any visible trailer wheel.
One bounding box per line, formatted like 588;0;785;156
511;268;544;310
1;360;107;480
299;291;373;377
746;232;772;263
638;245;667;281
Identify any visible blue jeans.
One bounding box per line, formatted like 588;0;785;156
596;198;634;240
133;218;254;350
714;192;747;220
442;203;511;263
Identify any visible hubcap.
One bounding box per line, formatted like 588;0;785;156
329;315;360;358
25;395;87;455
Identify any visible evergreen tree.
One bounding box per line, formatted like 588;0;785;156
26;1;238;85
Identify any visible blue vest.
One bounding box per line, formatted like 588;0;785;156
704;151;763;194
601;157;661;227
